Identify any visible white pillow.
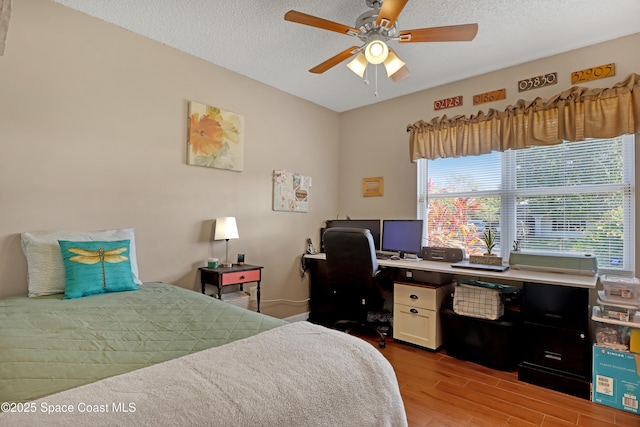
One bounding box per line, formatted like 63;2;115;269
21;228;142;297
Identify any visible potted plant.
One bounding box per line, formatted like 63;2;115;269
482;228;497;255
470;227;503;266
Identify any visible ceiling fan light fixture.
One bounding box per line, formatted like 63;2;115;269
364;40;388;64
346;53;368;77
383;49;405;77
284;3;477;88
390;65;410;82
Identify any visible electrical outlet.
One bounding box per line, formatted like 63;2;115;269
249;286;257;301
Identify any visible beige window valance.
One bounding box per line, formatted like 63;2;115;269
407;73;640;161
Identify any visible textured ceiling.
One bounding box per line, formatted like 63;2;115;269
52;0;640;113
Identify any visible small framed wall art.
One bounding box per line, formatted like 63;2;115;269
273;169;311;213
363;177;384;197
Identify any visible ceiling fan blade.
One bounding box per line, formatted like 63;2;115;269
376;0;408;28
398;23;479;43
284;10;360;36
309;46;360;74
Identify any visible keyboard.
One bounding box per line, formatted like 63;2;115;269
376;251;399;260
450;261;509;272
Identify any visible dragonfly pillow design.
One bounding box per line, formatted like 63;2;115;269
58;239;138;299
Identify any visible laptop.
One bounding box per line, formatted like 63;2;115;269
450;260;509;272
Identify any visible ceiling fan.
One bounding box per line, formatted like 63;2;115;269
284;0;478;82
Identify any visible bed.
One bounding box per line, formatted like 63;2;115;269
0;229;407;426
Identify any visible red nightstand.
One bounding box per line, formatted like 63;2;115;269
199;264;263;312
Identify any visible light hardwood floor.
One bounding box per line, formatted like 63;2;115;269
361;336;639;427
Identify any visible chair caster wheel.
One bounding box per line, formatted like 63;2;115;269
379;342;386;348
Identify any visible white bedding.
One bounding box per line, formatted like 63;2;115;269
1;321;407;426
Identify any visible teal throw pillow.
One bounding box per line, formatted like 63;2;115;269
58;239;138;299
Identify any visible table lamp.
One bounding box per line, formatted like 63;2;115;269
214;216;239;267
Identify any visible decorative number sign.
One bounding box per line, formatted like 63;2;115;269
571;63;615;84
473;88;506;105
518;72;557;92
434;95;462;111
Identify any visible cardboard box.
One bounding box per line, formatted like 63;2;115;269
632;329;640;353
592;345;640;414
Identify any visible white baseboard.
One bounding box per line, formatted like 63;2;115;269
284;312;309;323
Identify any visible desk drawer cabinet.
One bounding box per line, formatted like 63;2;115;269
394;283;440;310
521;323;588;376
393;282;453;350
518;281;591;399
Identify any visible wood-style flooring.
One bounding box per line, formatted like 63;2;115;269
360;336;639;427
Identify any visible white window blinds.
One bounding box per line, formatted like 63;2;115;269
418;135;635;272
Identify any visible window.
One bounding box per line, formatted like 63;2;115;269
417;135;635;273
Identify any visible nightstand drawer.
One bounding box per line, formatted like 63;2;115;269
394;283;439;310
221;269;261;285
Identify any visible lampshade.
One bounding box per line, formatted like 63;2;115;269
214;217;239;241
346;53;368;77
389;65;410;82
364;40;389;65
383;49;405;78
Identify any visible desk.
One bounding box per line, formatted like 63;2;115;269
199;264;263;312
304;253;597;399
304;253;597;289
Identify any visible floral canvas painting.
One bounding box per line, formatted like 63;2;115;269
187;101;244;171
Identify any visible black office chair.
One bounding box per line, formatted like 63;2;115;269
323;227;388;348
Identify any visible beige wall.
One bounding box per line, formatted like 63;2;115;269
1;1;638;316
339;33;640;273
0;0;339;318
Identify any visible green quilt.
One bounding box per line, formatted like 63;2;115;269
0;282;286;403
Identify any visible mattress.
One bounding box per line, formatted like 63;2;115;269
0;282;286;403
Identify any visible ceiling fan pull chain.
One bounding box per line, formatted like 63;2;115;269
374;65;379;97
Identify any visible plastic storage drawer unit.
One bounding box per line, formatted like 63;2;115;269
600;275;640;303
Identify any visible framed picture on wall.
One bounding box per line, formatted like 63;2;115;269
363;177;384;197
273;170;311;213
187;101;244;171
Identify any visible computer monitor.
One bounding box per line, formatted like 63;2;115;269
381;220;424;256
325;219;381;250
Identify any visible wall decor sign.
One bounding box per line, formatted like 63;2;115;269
571;63;615;84
362;177;384;197
273;170;311;213
518;72;557;92
187;101;244;171
473;88;506;105
434;95;463;111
